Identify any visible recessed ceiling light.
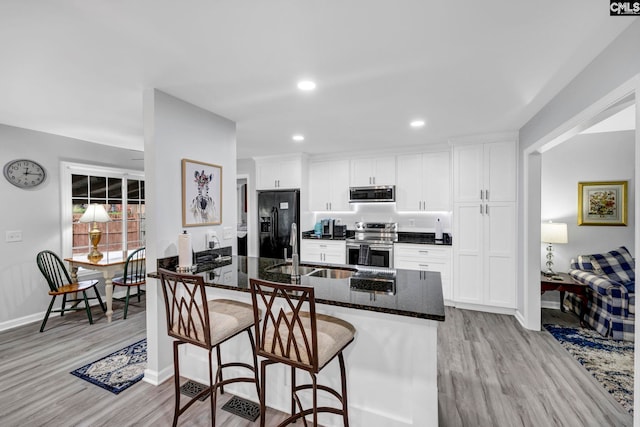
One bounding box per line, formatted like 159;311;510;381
410;120;425;128
292;134;305;142
297;80;316;91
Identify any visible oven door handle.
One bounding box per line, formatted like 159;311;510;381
367;245;393;251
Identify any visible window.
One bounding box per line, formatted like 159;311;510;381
62;162;145;261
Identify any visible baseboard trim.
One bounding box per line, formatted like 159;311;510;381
143;365;174;386
0;289;133;332
452;302;516;316
541;300;561;310
0;312;44;332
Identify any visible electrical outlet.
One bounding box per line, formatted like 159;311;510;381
223;227;233;240
6;230;22;242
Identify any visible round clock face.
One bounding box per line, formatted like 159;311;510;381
3;159;47;188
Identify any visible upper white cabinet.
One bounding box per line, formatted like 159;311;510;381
396;151;450;211
309;160;351;212
453;141;516;203
255;155;303;190
350;156;396;187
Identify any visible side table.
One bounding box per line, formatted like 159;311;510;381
541;272;588;326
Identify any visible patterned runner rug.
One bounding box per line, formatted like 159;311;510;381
544;324;634;414
70;338;147;394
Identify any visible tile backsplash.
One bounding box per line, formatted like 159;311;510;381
309;204;452;233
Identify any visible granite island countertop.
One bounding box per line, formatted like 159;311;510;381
149;255;445;322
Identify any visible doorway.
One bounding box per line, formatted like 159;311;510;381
237;177;248;255
522;79;638;332
539;97;636;324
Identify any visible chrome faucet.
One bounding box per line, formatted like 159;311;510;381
290;222;300;283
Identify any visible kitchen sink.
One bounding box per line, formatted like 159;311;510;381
266;264;318;275
308;268;355;279
266;262;356;279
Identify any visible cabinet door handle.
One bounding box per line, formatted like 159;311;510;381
373;176;376;185
480;190;483;200
486;204;489;215
480;204;484;215
485;189;489;201
419;250;429;254
419;264;429;268
329;202;332;210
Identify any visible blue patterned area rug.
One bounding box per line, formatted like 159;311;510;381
544;324;634;414
71;338;147;394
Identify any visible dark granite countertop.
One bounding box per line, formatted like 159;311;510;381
150;255;445;322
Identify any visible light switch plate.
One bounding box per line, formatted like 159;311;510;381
6;230;22;242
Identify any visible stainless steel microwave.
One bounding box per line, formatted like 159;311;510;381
349;185;395;203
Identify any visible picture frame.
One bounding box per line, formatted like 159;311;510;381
182;158;222;227
577;180;627;226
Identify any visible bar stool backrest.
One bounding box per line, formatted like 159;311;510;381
249;278;319;372
158;268;211;349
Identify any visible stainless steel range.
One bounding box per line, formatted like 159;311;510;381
346;222;397;268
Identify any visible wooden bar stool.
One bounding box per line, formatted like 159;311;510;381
249;278;356;427
158;268;261;426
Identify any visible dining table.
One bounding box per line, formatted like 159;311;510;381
65;252;143;323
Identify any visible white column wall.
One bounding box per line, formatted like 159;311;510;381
143;89;237;384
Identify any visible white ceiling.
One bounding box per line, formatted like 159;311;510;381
0;2;636;159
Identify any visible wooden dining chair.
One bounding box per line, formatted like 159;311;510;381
249;278;356;427
36;250;106;332
112;247;145;319
158;268;261;427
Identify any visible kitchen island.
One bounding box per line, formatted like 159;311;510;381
150;255;444;427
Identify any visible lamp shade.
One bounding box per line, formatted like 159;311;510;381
541;222;568;244
79;204;111;223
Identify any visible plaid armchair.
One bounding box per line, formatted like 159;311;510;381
565;246;635;341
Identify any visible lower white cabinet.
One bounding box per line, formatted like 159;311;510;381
394;244;453;303
301;240;346;264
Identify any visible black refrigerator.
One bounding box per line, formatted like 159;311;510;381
258;189;300;259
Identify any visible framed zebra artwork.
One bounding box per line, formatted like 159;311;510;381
182;158;222;227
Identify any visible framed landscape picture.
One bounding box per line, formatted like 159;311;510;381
182;158;222;227
577;180;627;226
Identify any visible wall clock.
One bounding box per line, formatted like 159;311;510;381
3;159;47;188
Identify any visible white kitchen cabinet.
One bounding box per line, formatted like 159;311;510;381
255;155;303;190
453;201;516;309
309;160;351;212
301;240;346;264
350;156;396;187
453;141;516;203
394;243;453;303
396;151;450;211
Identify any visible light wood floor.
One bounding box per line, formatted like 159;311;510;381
0;301;632;426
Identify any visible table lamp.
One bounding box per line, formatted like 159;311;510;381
79;204;111;263
541;222;568;277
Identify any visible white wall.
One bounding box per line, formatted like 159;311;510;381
143;89;237;384
541;130;635;306
0;124;142;330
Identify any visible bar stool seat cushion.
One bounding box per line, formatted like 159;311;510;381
264;311;356;369
171;299;258;346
